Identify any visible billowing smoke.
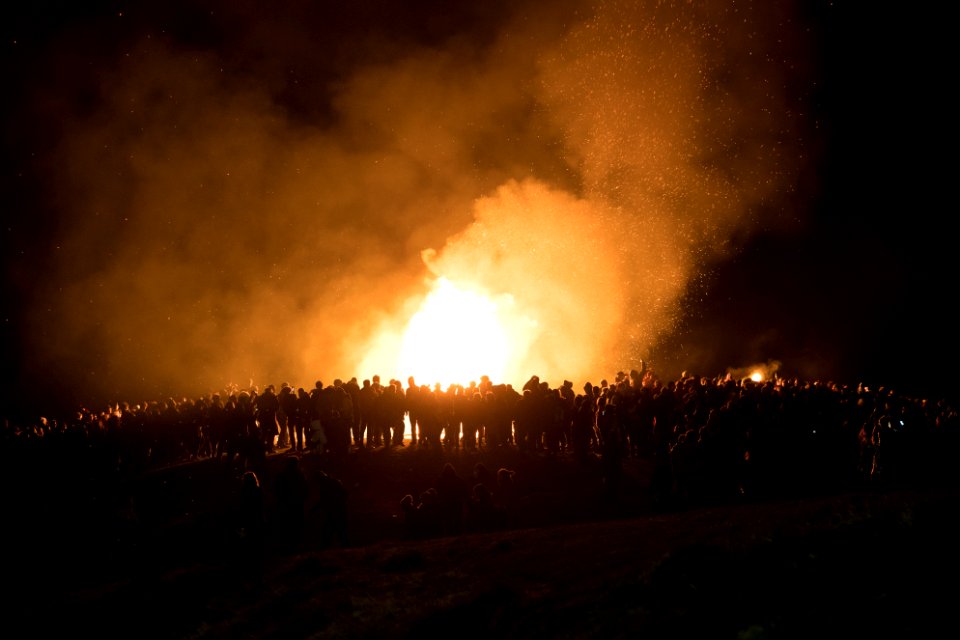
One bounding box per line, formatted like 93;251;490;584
19;0;814;406
357;178;627;386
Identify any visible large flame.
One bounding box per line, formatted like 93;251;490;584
396;278;533;386
358;276;538;388
355;180;627;388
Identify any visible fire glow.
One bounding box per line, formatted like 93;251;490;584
727;361;782;384
358;275;540;388
355;180;629;389
20;3;811;402
395;278;529;387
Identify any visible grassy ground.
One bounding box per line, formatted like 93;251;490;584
8;443;960;638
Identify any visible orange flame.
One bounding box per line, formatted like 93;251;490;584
358;277;537;388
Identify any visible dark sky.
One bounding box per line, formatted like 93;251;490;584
668;3;954;400
2;1;954;418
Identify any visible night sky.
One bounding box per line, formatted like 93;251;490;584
2;1;954;418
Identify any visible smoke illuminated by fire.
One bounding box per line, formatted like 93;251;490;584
14;1;816;403
358;179;624;386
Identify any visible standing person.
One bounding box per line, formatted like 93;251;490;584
314;470;349;548
257;385;280;452
435;463;469;536
380;383;404;447
309;382;327;452
323;382;353;458
336;381;355;454
207;393;227;461
345;377;362;449
273;456;309;554
406;376;420;447
238;471;266;583
560;380;577;451
417;384;441;450
356;379;376;449
598;397;625;499
514;389;535;452
237;391;264;475
572;394;598;465
461;392;482;451
370;376;387;446
294;388;311;452
278;383;297;450
390;380;406;447
221;395;243;471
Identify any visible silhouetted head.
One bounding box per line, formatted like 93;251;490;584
474;462;493;483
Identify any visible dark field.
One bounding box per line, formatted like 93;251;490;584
7;444;959;638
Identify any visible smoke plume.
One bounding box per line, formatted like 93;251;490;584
17;0;815;406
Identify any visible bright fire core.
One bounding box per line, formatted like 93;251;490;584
392;278;527;387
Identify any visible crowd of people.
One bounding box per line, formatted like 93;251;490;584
399;462;517;539
4;365;959;528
